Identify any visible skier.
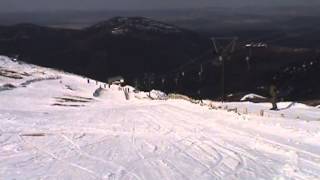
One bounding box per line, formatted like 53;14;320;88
269;84;279;110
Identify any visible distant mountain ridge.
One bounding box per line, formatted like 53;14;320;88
0;16;212;82
88;17;182;34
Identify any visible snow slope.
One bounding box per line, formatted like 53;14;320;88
1;56;320;180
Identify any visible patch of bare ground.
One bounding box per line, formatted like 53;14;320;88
52;103;85;107
52;95;93;107
0;69;25;79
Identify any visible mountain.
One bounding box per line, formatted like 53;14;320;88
0;17;212;82
87;17;183;34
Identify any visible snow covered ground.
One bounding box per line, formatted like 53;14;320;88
1;56;320;180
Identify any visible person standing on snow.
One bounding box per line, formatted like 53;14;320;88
269;84;279;110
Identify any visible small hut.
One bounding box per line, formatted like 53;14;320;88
108;76;125;87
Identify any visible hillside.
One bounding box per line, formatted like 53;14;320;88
0;17;211;80
1;56;320;179
0;17;319;101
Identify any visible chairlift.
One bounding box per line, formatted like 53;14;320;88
174;77;179;85
161;78;165;84
246;53;252;70
199;64;204;73
173;73;180;85
211;37;238;54
198;71;203;81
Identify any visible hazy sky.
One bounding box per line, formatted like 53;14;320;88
0;0;319;12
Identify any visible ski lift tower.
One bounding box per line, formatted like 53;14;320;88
211;37;238;102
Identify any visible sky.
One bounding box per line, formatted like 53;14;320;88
0;0;319;12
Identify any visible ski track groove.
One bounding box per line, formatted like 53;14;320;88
59;133;142;180
17;135;99;179
130;107;246;179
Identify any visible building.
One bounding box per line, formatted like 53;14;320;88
108;76;125;86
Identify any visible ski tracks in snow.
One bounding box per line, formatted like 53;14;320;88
1;71;320;179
